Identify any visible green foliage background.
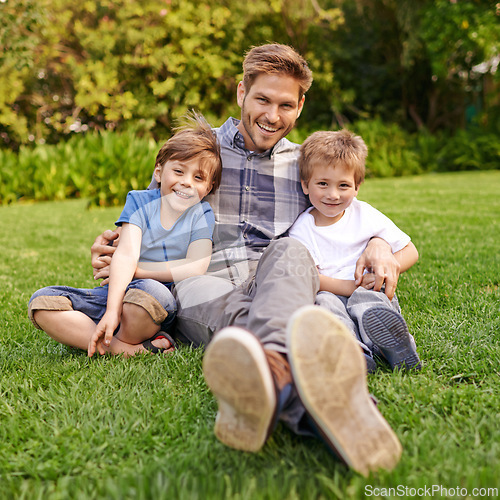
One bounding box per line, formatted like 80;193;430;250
0;0;499;206
1;0;499;148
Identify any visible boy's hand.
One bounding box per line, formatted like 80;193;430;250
359;273;376;290
91;229;120;286
88;311;120;357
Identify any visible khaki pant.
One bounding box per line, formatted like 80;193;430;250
173;237;320;436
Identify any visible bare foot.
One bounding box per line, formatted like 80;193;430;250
146;336;175;354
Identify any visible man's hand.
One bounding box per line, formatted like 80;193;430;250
91;229;120;285
354;238;401;300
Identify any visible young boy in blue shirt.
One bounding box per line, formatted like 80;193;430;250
289;129;421;371
28;113;222;357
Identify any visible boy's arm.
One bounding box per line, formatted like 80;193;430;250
319;273;357;297
88;223;141;356
320;241;418;298
134;238;212;283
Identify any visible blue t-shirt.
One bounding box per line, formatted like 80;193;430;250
116;189;215;264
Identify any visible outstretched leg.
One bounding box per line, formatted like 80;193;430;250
287;305;402;476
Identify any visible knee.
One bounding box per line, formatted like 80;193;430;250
29;286;53;304
174;276;234;309
262;237;317;283
123;285;176;325
263;238;311;264
267;237;309;257
121;302;157;325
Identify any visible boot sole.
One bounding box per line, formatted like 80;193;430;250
362;308;421;371
203;328;276;452
287;305;402;476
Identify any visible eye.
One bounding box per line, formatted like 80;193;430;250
173;168;183;175
317;181;328;187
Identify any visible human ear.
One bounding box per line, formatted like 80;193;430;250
301;179;309;195
153;164;162;184
237;81;246;108
296;95;305;118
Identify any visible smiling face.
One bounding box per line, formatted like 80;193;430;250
236;73;305;153
301;162;359;226
153;158;213;214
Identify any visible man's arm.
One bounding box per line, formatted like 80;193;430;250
354;238;419;300
90;227;122;285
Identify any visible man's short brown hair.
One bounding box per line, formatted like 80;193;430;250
299;130;368;188
155;111;222;194
242;43;313;101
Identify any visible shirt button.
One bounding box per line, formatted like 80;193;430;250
243;233;248;239
245;186;250;191
247;156;252;161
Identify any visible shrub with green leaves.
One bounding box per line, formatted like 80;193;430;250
1;124;498;207
0;131;158;207
352;119;424;178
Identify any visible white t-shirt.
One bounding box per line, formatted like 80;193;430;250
288;198;411;280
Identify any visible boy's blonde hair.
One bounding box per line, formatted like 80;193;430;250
242;43;313;101
155;111;222;194
299;130;368;188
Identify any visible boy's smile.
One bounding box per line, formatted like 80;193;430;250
154;158;213;215
301;163;359;226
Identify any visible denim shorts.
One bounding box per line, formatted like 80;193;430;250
28;279;176;330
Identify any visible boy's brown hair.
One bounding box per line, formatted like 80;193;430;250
299;130;368;188
242;43;313;101
155;111;222;194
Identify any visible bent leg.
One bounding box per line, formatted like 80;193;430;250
173;275;237;347
29;285;109;349
33;309;97;350
245;238;319;352
346;288;403;350
315;291;356;336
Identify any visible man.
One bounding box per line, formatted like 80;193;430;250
91;44;403;476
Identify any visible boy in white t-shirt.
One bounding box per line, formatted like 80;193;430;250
288;130;421;371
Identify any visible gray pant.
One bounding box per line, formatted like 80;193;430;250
172;237;320;435
173;237;319;352
316;287;415;357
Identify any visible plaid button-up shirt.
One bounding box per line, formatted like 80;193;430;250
205;118;309;282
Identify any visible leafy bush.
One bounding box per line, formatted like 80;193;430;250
1;123;498;207
0;131;157;207
436;128;500;172
351;119;425;178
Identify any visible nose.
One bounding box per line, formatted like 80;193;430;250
326;187;340;200
179;174;193;187
266;104;280;123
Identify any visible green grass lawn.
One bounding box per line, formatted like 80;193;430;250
1;171;499;499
